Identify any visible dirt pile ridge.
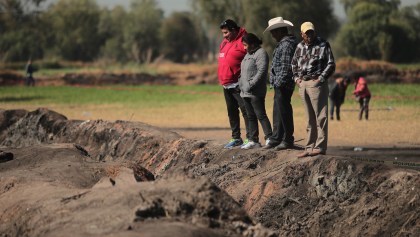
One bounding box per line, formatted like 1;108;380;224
0;108;419;237
0;69;218;86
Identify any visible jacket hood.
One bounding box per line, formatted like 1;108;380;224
235;27;247;41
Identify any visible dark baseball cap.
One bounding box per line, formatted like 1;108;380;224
220;19;240;30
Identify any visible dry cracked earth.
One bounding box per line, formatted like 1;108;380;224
0;108;419;237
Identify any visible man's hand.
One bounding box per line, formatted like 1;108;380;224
296;79;302;87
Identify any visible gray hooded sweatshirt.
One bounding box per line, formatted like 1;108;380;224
239;47;269;98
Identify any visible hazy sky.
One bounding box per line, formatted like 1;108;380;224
45;0;419;18
95;0;190;15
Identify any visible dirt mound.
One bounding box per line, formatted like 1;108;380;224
0;70;25;86
0;144;270;237
2;61;419;87
62;73;174;86
0;109;419;236
0;68;219;86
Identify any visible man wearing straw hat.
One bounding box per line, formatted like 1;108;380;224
292;22;335;157
262;17;298;151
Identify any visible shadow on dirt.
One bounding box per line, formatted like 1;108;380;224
0;96;45;103
329;146;420;169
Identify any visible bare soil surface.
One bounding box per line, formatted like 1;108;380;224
0;66;218;86
2;61;420;87
0;108;419;237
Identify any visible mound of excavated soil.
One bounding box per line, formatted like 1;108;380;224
0;108;419;237
0;68;218;86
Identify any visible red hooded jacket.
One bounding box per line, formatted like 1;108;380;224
353;77;371;98
218;28;247;86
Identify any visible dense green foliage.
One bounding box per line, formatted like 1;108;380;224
0;0;206;63
122;0;163;63
0;0;419;64
47;0;103;61
98;6;127;62
160;12;205;63
191;0;338;52
336;0;420;62
0;0;48;61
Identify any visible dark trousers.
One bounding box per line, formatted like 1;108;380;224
358;96;370;120
270;87;294;145
223;86;250;140
26;76;35;86
243;96;272;143
329;99;342;120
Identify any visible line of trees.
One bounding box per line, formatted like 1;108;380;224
335;0;420;62
0;0;208;63
0;0;419;64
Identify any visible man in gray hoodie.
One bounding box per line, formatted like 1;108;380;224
263;17;298;150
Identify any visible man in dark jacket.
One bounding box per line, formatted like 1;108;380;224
329;74;350;121
262;17;297;150
25;60;35;86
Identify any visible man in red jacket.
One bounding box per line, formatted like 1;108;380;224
218;19;250;149
353;73;371;120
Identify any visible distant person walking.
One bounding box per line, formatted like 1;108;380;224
218;19;250;149
353;73;371;120
25;60;35;86
238;33;272;149
292;22;335;158
329;74;350;121
262;17;298;151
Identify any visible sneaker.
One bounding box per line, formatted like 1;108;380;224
241;141;261;149
240;139;250;149
262;142;279;149
224;138;243;149
274;142;294;151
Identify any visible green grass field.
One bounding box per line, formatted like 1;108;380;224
0;84;419;107
0;85;221;107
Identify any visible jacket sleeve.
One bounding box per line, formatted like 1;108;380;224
319;42;335;83
271;43;294;87
250;50;268;88
353;79;366;96
291;47;300;82
329;83;338;98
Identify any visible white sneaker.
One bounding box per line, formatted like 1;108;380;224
265;139;270;146
241;141;261;149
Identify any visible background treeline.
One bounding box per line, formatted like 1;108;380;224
0;0;419;64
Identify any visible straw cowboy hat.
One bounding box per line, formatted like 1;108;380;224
263;17;293;33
